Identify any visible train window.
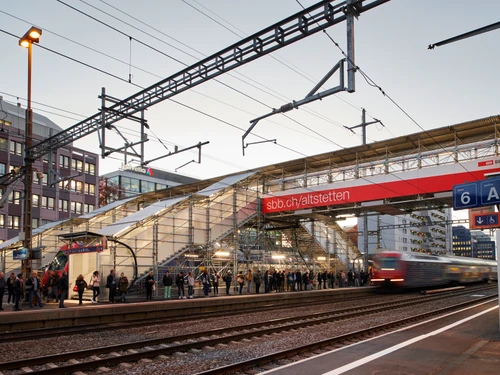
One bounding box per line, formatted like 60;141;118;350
48;251;68;271
378;257;397;270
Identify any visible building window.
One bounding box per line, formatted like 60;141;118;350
141;180;155;193
71;201;82;214
41;196;55;210
70;180;83;192
121;176;140;194
9;141;23;156
72;159;83;172
84;204;95;213
59;155;70;168
0;215;4;228
59;199;69;212
0;138;8;152
32;218;39;229
0;163;5;175
7;215;20;229
8;191;21;205
84;183;95;195
32;194;39;208
85;162;96;175
42;173;48;186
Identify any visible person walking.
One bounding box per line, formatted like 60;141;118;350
90;271;100;303
6;272;15;305
224;271;233;295
212;272;220;296
253;270;262;294
145;271;155;301
175;271;186;299
25;271;43;309
162;271;173;300
106;269;117;303
0;272;5;310
118;272;129;303
13;273;23;311
75;274;87;305
58;271;69;308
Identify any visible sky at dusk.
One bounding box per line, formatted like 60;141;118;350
1;0;499;226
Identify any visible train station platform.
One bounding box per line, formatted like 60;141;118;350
262;299;500;375
0;287;372;332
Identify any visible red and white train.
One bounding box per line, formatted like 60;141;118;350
371;251;497;289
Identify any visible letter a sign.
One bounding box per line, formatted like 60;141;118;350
480;179;500;206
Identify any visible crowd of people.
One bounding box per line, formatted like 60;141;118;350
0;267;372;310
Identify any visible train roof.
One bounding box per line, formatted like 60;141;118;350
375;250;497;266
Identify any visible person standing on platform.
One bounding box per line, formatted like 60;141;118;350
0;272;5;310
302;272;309;291
6;272;15;305
118;272;129;303
106;269;117;303
245;270;252;294
25;271;43;309
90;271;100;303
176;271;186;299
75;274;87;305
48;270;59;303
187;272;195;299
145;271;155;301
296;270;302;291
224;271;232;295
201;269;211;297
162;271;173;300
212;272;220;296
253;270;262;294
237;272;244;295
263;270;269;293
58;271;69;308
13;273;23;311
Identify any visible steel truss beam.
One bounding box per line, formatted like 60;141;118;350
25;0;390;162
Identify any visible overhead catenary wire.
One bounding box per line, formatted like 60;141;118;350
0;4;468;212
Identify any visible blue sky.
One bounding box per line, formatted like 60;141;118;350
1;0;499;192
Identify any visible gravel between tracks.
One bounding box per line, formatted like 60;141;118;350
1;289;496;375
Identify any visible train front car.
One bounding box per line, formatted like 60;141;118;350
41;249;69;287
371;251;407;288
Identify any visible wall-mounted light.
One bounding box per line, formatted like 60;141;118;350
272;254;285;259
214;251;230;257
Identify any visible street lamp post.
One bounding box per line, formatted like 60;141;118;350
19;26;42;280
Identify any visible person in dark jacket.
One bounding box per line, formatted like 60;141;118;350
175;272;186;299
75;274;87;305
145;271;155;301
6;272;15;305
13;273;23;311
58;271;69;308
162;271;173;300
224;271;233;295
264;270;269;293
25;271;43;309
253;270;262;294
118;272;129;303
0;272;5;310
295;270;302;291
106;269;116;303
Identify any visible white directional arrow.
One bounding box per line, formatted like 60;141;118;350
477;218;484;224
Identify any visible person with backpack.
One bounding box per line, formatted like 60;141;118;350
236;272;244;295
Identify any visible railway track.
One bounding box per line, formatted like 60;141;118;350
0;290;378;341
0;285;496;375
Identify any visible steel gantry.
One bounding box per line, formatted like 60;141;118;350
22;0;390;163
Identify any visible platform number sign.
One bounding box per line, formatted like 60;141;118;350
453;182;478;210
453;178;500;210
